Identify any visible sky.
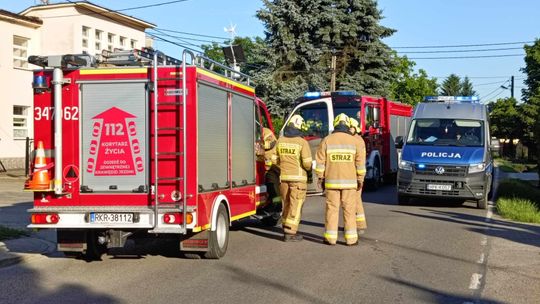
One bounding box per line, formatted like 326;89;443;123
3;0;539;102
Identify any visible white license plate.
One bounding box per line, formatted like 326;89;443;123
427;184;452;191
90;213;134;224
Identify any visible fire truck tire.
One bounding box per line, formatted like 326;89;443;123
205;203;229;259
367;161;381;191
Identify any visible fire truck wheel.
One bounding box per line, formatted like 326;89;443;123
367;162;381;191
205;203;229;259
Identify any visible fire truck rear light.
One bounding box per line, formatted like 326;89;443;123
32;213;59;224
163;213;182;224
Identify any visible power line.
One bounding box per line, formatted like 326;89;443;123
474;80;509;87
148;33;203;53
485;89;507;102
155;28;230;40
392;41;534;49
398;47;523;54
148;29;225;45
409;54;524;60
40;0;190;19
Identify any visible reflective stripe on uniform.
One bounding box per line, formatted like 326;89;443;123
327;148;356;154
356;165;366;175
356;213;366;222
315;163;325;174
303;157;313;163
283;217;300;226
265;160;273;166
325;179;358;189
324;230;338;239
344;230;358;239
327;144;356;150
280;175;307;182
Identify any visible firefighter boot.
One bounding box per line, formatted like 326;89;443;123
284;233;303;242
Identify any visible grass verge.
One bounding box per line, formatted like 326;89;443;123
0;225;29;241
496;158;537;173
496;179;540;224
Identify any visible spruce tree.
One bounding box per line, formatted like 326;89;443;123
460;76;476;96
440;74;462;96
257;0;396;114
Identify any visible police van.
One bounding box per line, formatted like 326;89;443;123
396;96;496;209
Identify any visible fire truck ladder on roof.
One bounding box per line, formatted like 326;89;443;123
100;48;182;66
149;50;192;234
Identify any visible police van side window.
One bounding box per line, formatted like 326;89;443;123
294;102;328;138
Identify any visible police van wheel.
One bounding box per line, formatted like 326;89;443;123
397;193;409;205
477;191;488;210
205;204;229;259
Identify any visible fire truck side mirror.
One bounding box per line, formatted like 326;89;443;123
395;136;404;149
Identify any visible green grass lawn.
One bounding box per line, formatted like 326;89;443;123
0;225;29;241
496;179;540;224
496;158;538;173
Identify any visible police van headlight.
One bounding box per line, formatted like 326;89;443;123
399;160;413;171
469;163;486;174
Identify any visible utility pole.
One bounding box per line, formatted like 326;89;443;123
510;75;514;98
330;53;336;92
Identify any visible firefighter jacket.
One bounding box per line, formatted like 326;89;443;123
276;127;312;182
262;127;278;170
315;127;366;189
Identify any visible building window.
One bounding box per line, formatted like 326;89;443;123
95;29;102;41
95;42;101;50
82;38;88;48
108;33;115;44
120;36;126;47
82;26;90;37
130;39;137;49
13;105;30;138
13;36;29;68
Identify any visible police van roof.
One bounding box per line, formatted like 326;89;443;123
413;102;487;120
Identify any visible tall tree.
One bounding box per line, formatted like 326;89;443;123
460;76;476;96
439;74;462;96
521;40;540;152
256;0;397;114
389;55;438;105
489;97;522;157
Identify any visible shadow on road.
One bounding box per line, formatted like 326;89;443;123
380;276;504;304
0;262;119;304
221;263;331;304
391;209;540;248
362;185;469;208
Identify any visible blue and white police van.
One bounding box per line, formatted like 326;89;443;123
396;96;496;209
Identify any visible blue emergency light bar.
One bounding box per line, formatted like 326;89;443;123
424;96;480;103
303;90;357;99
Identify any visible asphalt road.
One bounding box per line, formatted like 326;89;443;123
1;176;539;304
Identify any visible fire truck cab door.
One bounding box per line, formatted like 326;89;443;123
284;98;333;193
80;81;148;193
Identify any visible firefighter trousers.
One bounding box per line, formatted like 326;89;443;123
280;181;307;235
356;189;367;230
324;189;358;245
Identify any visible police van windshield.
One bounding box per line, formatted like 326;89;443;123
406;119;484;147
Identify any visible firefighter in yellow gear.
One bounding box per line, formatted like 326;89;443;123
348;118;367;233
276;114;312;242
315;113;366;246
261;127;281;207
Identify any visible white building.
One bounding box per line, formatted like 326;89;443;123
0;2;154;170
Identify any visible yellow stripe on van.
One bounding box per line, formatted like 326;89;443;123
80;68;147;75
197;68;255;93
230;210;256;222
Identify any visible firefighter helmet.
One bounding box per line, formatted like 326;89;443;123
333;113;350;128
289;114;308;131
349;117;361;134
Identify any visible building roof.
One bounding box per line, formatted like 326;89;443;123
20;1;155;30
0;9;42;27
413;102;487;121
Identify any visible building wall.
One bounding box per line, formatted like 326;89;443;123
0;5;151;169
0;19;40;168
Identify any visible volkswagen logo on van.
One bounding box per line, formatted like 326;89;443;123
434;166;445;175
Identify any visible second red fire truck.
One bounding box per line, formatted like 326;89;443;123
283;91;413;192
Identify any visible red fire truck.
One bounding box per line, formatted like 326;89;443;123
25;49;276;259
283;91;413;192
